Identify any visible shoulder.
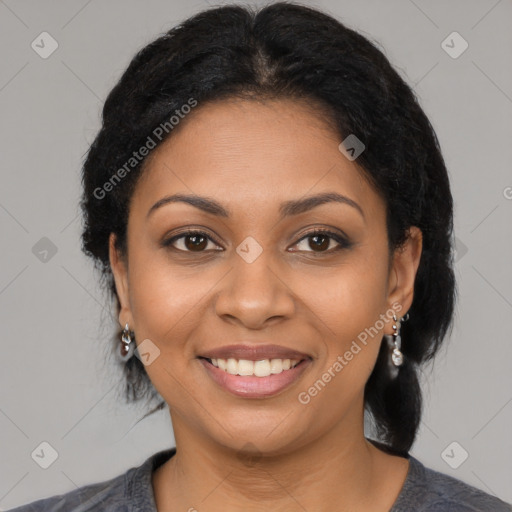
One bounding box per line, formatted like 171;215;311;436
6;472;128;512
392;454;512;512
7;449;176;512
7;476;127;512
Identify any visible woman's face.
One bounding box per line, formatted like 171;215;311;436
110;98;421;455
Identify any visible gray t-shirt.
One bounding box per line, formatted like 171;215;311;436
8;447;512;511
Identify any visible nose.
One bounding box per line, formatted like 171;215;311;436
214;246;296;330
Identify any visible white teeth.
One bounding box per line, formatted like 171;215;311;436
208;357;301;376
226;358;238;375
254;360;271;377
270;359;283;374
238;359;254;376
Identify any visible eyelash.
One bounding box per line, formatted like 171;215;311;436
162;228;352;255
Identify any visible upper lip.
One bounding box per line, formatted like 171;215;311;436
199;344;311;361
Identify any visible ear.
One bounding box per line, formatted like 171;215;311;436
109;232;132;326
385;226;423;331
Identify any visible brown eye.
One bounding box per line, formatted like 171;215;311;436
292;230;351;254
163;230;221;252
308;234;330;251
183;233;208;251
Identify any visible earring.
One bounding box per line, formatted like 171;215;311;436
119;323;135;361
390;314;403;366
384;313;406;376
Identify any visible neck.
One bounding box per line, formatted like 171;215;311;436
152;402;408;511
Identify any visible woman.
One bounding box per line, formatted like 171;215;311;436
10;2;512;511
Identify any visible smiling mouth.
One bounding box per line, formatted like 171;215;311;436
198;355;311;398
199;357;304;377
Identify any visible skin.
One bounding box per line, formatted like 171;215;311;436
109;98;423;512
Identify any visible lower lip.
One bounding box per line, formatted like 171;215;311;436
199;358;311;398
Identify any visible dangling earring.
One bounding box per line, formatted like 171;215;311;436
119;323;135;361
390;313;404;367
384;313;407;376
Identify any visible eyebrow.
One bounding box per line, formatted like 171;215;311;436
146;191;365;220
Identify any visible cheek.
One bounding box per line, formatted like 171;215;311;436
299;247;390;382
125;247;206;354
302;248;389;336
125;258;208;408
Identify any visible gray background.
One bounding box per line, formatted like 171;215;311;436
1;0;511;508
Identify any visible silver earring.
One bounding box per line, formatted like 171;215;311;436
119;323;135;361
384;314;406;377
391;314;404;366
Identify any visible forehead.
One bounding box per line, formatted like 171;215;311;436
131;98;383;222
